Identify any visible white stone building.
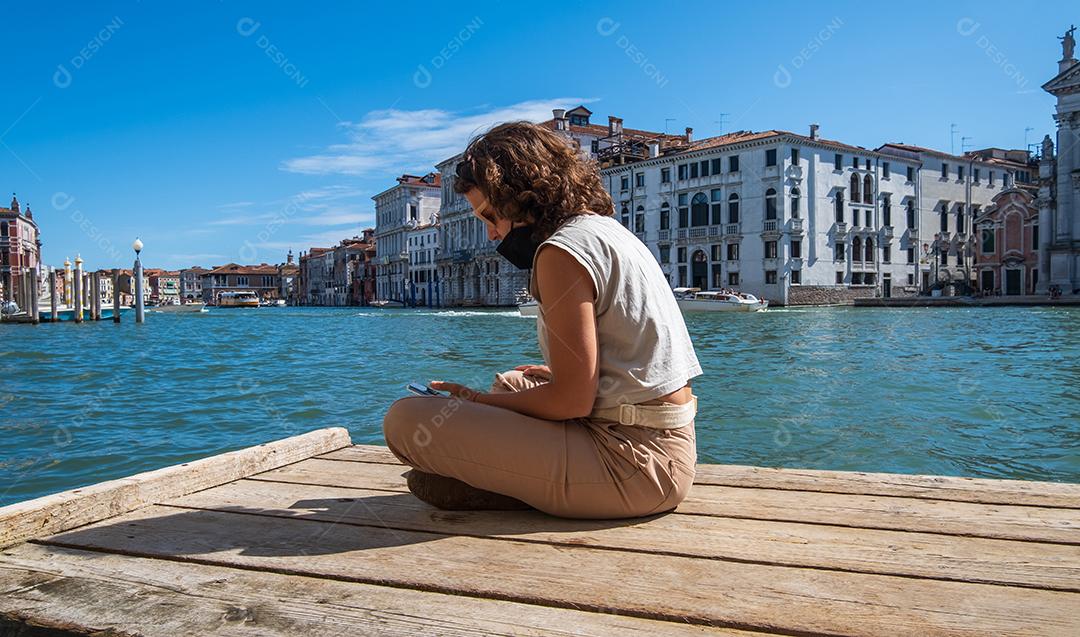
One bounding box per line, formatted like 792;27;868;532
406;222;439;306
1039;26;1080;294
600;126;1021;305
373;173;440;303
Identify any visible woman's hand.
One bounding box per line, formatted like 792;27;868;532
429;380;483;401
514;364;552;380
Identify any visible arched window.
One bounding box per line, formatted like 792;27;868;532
727;193;740;224
764;188;777;220
691;193;709;227
834;191;844;222
863;174;873;203
790;187;801;219
635;205;645;233
882;194;892;226
620;205;630;228
659;202;670;230
865;237;874;262
956;204;965;234
850;174;860;202
852;236;863;262
0;222;7;237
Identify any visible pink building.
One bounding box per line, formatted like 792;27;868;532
0;194;41;305
974;188;1040;295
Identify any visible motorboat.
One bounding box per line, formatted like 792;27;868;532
673;287;768;312
39;304;135;321
371;299;405;308
149;300;207;313
217;291;260;308
517;299;539;317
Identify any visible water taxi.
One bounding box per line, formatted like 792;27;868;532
517;299;539;317
216;291;260;308
673;287;769;312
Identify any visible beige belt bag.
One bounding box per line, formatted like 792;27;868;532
589;395;697;429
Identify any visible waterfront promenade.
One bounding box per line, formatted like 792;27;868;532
1;427;1078;635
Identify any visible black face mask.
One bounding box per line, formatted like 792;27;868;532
496;225;541;270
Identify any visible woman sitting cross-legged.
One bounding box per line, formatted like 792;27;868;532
382;121;703;519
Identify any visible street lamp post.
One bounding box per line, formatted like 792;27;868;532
133;238;145;324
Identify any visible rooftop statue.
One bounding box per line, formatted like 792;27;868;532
1059;25;1076;60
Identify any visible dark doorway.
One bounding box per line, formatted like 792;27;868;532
981;270;994;293
691;250;708;289
883;274;892;298
1005;269;1021;295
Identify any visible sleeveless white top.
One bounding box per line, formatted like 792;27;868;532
528;213;703;409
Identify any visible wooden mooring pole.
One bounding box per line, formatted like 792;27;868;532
49;270;58;323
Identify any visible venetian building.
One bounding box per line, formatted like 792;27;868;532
974;189;1040;294
372;173;440;303
1039;25;1080;293
0;194;41;305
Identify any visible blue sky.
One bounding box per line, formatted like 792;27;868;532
2;1;1074;270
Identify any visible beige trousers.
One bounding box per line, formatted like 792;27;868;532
382;369;697;519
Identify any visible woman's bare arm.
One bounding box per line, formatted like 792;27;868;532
438;244;599;420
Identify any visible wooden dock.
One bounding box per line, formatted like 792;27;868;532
1;427;1078;636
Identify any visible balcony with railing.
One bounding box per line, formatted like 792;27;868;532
834;222;848;236
658;229;670;241
689;227;707;239
724;223;741;237
789;218;804;233
762;220;779;233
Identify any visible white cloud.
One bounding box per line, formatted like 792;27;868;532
280;97;598;177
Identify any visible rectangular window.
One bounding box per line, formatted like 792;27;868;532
728;272;739;286
941;250;948;266
678;207;688;227
659;245;670;264
852;272;863;285
981;227;995;253
907;201;916;230
989;171;995;186
836;271;845;284
765;270;777;284
973;168;980;183
238;276;249;286
690;163;699;179
678;266;687;287
699;160;710;177
882;195;892;226
764;240;778;259
661;167;671;183
883;246;891;263
958;166;965;180
907;247;915;264
728;197;740;224
729;155;739;172
711;158;722;174
621;176;629;190
635;172;644;187
835;242;845;261
726;243;739;260
866;210;873;227
791;148;799;164
712;263;723;288
852;156;859;168
791;269;801;284
940;209;949;232
710;188;723;202
711;203;723;225
765;148;777;167
834;153;843;170
711;244;723;261
660;208;670;230
907;166;915;182
1033;224;1039;249
791;239;802;259
635;213;645;233
677;247;687;263
882;161;890;178
907;273;915;285
677;164;687;180
941;163;948;179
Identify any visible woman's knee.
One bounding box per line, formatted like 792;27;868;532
383;396;447;458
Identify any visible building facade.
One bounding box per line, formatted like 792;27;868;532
599;126;1021;305
974;188;1041;294
179;267;208;301
201;264;289;304
1039;26;1080;294
0;195;40;307
407;223;439;306
373;173;440;303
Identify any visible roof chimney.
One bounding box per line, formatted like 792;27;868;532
608;116;623;136
684;127;693;143
552;108;568;131
648;140;660;158
809;124;819;140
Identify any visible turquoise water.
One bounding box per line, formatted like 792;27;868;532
1;306;1078;506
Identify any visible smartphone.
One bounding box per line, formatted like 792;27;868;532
407;382;446;397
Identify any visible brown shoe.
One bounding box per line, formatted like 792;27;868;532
405;469;533;511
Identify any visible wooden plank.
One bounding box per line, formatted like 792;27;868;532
0;427;352;549
37;505;1080;636
168;477;1080;592
0;543;748;637
253;457;1080;544
320;444;1080;508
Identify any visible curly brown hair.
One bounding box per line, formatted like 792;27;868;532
453;121;614;241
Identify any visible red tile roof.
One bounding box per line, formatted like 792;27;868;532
206;263;281;275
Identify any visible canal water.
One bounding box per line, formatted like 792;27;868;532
1;306;1078;506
